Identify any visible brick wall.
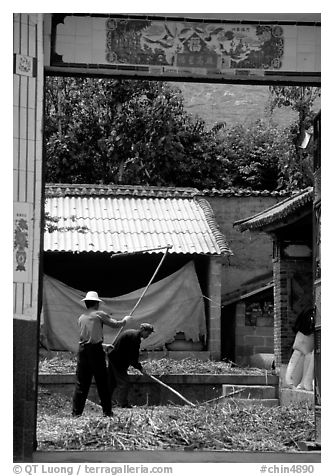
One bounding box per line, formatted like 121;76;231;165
235;302;274;365
273;254;313;365
206;196;283;296
206;256;222;360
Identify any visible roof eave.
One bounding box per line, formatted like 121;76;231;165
233;188;313;233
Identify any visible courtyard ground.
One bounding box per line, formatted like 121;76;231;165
37;387;314;452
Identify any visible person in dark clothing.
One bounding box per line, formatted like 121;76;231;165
107;323;154;408
293;307;315;336
72;291;131;418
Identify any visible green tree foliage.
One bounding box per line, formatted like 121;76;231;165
44;78;318;192
45;77;121;183
266;86;321;188
267;86;320;129
44;77;225;188
218;120;296;191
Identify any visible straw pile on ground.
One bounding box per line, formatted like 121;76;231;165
37;388;314;452
39;352;267;376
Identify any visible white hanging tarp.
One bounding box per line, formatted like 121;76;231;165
41;261;207;352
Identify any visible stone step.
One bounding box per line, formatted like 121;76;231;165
227;398;279;408
222;384;277;399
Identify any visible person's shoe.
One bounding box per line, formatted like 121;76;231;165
72;413;81;418
103;411;114;417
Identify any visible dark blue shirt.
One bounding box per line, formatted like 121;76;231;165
108;329;143;371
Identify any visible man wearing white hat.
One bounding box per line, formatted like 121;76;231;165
72;291;131;417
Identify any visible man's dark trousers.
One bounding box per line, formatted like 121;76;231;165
72;342;112;416
108;361;131;407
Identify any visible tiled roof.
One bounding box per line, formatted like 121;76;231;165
46;183;294;198
199;188;293;197
44;184;232;256
233;187;313;232
46;183;199;199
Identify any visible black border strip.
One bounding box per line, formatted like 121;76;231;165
48;61;321;78
54;12;321;26
44;65;321;87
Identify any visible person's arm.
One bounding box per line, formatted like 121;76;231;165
131;360;143;372
102;343;114;354
97;310;128;328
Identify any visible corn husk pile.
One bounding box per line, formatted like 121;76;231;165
37;388;314;452
140;358;266;376
39;351;77;374
39;352;267;376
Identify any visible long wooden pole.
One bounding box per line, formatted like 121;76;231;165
147;374;196;407
111;245;172;258
111;245;172;346
202;387;247;404
128;245;171;317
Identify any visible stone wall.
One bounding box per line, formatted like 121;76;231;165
39;373;278;407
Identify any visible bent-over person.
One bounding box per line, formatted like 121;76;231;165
107;323;154;408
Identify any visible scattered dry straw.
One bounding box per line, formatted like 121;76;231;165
37;388;314;452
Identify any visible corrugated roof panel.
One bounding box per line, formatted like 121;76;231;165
109;233;121;253
44;185;232;256
180;233;199;253
189;233;208;254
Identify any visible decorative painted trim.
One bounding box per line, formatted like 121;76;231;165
13;202;33;282
14;53;37;77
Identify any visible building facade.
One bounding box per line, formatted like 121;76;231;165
13;13;321;461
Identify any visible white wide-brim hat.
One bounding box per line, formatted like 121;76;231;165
81;291;103;302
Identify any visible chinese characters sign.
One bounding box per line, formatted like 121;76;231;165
48;15;320;83
14;54;36;77
13;202;32;282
